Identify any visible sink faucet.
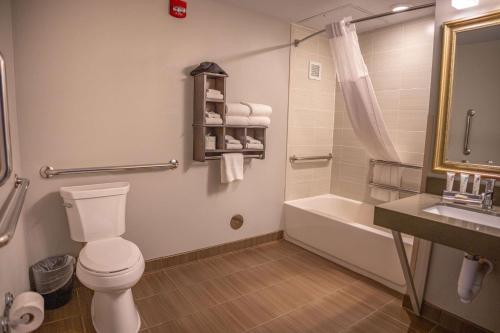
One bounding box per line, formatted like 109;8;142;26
482;179;496;210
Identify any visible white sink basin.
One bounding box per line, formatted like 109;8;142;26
423;204;500;229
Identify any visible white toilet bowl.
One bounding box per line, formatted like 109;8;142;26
77;237;144;333
59;182;144;333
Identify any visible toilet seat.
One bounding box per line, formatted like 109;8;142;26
80;237;142;274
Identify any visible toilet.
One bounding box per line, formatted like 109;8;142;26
60;182;144;333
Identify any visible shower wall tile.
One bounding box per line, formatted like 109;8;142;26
286;25;336;200
331;16;435;202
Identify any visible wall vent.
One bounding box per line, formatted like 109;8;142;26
308;61;322;80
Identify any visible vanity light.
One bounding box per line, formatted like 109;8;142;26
391;4;410;12
452;0;479;10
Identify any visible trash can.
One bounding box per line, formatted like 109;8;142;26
30;255;75;309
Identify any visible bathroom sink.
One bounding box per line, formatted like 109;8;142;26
423;203;500;229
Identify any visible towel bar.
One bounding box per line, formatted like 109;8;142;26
40;160;179;178
205;154;264;160
290;153;333;163
368;159;423;194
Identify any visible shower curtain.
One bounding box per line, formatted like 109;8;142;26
327;18;401;201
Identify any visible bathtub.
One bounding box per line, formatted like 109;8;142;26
284;194;413;292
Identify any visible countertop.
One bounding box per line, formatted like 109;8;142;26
374;193;500;258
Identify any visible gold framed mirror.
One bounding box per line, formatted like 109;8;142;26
433;9;500;179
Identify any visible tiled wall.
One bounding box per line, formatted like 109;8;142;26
285;25;337;200
331;16;435;203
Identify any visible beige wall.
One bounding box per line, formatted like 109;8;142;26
331;16;434;203
12;0;290;262
0;0;30;299
422;1;500;331
285;25;336;200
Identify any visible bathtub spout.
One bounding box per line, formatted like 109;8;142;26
457;253;493;304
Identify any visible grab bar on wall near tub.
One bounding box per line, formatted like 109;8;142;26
368;159;423;194
0;176;30;248
39;160;179;178
463;109;475;155
290;153;333;163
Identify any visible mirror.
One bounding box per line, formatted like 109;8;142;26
0;53;13;185
433;10;500;179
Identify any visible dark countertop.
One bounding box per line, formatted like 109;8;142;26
374;193;500;259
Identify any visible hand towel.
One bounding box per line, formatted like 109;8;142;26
370;165;401;201
246;136;261;144
247;143;264;150
207;89;221;94
205;111;221;118
226;103;251;117
226;143;243;150
221;153;244;183
226;116;249;126
205;117;223;125
248;116;270;127
241;102;272;117
225;135;242;145
205;142;216;150
207;91;223;100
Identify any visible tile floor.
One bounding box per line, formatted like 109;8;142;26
35;240;448;333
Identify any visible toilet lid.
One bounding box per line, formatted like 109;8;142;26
79;237;142;273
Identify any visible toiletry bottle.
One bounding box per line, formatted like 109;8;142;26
459;173;469;193
446;172;456;192
472;174;481;195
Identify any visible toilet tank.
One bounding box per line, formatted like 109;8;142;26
59;182;130;242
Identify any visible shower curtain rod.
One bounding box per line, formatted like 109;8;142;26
293;2;435;47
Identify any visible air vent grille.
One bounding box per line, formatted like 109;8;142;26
309;61;322;80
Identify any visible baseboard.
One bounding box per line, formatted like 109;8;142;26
144;230;284;272
402;295;493;333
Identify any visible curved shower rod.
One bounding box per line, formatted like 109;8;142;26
294;2;436;47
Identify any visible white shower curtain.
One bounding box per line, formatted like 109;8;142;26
327;18;401;201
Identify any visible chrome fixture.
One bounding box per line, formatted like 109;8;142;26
483;179;496;210
442;177;495;210
39;160;179;178
463;109;475;155
368;159;423;194
205;154;264;160
0;292;31;333
289;153;333;163
0;54;13;186
0;176;30;248
294;2;435;47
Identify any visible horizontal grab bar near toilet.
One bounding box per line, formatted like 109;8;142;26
39;160;179;178
0;176;30;248
369;159;422;169
290;153;333;162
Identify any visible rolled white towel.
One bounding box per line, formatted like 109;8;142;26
248;116;270;127
241;102;272;117
226;142;243;150
226;103;251;117
205;117;223;125
247;143;264;150
226;116;249;126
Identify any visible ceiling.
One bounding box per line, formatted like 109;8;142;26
213;0;435;32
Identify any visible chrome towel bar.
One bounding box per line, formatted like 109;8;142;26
369;159;422;170
0;176;30;248
368;182;419;194
40;160;179;178
290;153;333;163
368;159;423;194
205;154;264;160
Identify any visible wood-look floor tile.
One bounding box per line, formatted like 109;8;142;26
277;302;344;333
298;266;353;294
225;268;268;295
289;251;336;270
270;256;309;279
148;320;184;333
77;287;93;316
380;299;436;332
248;262;285;287
223;248;270;268
43;290;81;323
218;294;275;330
203;255;244;277
340;278;399;309
200;275;242;304
166;261;218;288
345;311;417;333
137;290;196;327
35;317;84;333
200;304;246;332
250;315;305;333
133;270;177;299
253;240;303;261
429;326;453;333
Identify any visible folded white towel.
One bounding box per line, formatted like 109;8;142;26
207;89;221;94
207;91;224;99
248;116;270;127
205;117;223;125
225;135;241;144
226;116;249;126
241;102;272;117
221;153;244;183
205;111;221;119
226;143;243;150
226;103;251;117
205;142;216;150
246;136;261;144
247;143;264;150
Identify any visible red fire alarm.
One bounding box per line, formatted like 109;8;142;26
170;0;187;18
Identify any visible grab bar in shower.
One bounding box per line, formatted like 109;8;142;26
40;160;179;178
463;109;475;155
0;176;30;248
205;154;264;160
290;153;333;163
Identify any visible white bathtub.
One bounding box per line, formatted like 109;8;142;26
284;194;413;292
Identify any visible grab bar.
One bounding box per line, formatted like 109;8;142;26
463;109;475;155
0;176;30;248
40;160;179;178
205;154;264;160
290;153;333;163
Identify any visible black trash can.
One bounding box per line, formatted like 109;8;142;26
30;255;76;310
